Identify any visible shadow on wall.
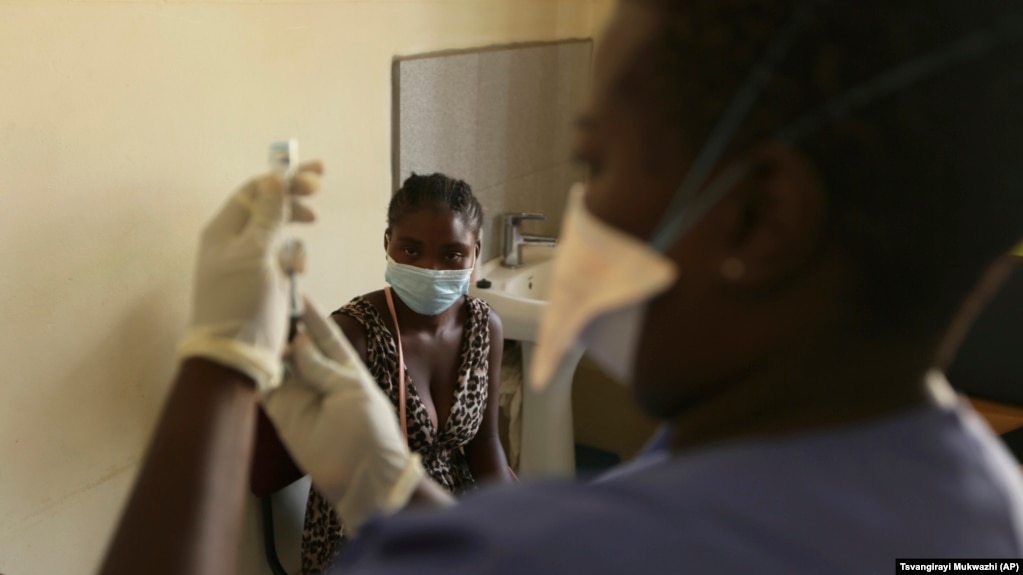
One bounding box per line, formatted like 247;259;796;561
0;287;184;554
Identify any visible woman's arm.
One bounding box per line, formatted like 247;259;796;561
332;311;369;361
99;359;257;575
465;310;513;483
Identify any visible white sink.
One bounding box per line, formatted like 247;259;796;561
470;245;585;478
470;245;555;342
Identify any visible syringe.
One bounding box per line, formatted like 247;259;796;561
269;139;304;343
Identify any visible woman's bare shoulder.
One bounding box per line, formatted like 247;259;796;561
480;302;502;338
358;289;387;310
329;292;386;359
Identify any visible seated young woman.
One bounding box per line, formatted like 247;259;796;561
301;172;513;575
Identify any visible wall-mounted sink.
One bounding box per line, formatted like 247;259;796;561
471;245;554;342
470;245;585;478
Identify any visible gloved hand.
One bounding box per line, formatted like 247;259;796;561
262;299;426;533
177;163;322;393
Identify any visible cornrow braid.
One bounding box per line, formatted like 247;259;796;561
387;173;484;237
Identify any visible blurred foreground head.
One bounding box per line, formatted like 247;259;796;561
579;0;1023;419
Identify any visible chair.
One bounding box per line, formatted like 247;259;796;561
250;407;306;575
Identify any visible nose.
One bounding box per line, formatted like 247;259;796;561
420;257;446;271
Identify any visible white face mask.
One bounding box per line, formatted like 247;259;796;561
530;185;678;388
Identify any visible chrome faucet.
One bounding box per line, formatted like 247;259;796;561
502;212;558;268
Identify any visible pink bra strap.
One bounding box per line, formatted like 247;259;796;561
384;287;519;482
384;287;408;439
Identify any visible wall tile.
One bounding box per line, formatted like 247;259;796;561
534;161;586;238
554;41;593;166
397;53;479;189
475;46;544;189
396;40;592;263
535;40;592;171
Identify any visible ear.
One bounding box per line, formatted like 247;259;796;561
383;230;391;253
716;143;828;295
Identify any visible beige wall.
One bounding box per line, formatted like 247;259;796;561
0;1;615;573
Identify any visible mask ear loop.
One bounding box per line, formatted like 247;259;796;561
651;163;750;254
384;287;409;441
649;1;816;254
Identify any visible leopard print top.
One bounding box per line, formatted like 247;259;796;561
301;294;491;575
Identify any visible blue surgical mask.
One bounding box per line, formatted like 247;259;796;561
385;255;475;316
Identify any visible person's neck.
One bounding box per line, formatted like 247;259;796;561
665;334;949;454
391;291;463;335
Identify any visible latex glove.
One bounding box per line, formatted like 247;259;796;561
262;298;426;533
177;163;322;393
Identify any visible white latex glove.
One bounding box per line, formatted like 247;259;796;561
177;163;322;392
262;298;426;533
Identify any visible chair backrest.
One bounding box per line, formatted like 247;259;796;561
250;406;304;497
250;407;306;574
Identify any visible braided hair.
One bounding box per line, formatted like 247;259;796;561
387;173;484;238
